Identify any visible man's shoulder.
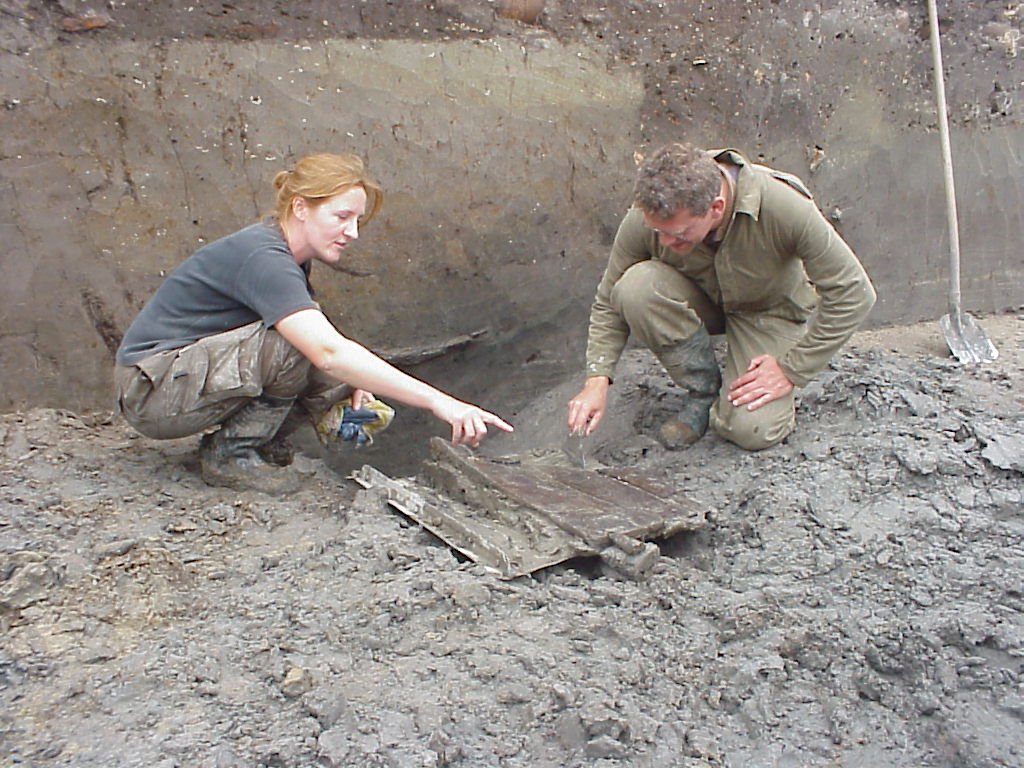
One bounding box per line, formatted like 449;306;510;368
757;166;813;201
736;167;819;229
714;149;814;202
614;205;648;238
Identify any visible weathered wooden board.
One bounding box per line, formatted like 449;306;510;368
352;438;707;579
352;464;586;579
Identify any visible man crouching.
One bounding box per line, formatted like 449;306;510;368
568;142;876;450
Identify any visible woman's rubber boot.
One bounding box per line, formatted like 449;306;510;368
199;395;303;494
654;327;722;449
256;403;309;467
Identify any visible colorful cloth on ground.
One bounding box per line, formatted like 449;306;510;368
315;397;395;447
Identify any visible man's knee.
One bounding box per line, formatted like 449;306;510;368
610;261;708;348
609;261;670;316
711;401;794;451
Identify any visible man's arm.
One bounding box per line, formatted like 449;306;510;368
584;207;657;379
776;198;877;387
568;208;656;434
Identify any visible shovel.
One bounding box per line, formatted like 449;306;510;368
927;0;998;363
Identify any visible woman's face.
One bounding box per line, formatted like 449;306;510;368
292;186;367;264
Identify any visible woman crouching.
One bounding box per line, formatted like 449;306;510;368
114;153;512;494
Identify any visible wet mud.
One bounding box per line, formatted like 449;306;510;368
2;314;1021;767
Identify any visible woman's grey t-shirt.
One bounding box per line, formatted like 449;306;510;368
116;223;318;366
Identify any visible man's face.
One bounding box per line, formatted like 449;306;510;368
296;186;367;265
643;200;724;255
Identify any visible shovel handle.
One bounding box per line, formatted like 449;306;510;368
927;0;963;318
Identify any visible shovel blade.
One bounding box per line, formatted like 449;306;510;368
940;312;999;364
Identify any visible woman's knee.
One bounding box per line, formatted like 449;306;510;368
260;331;312;398
121;406;232;440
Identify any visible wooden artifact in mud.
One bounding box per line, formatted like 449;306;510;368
353;437;707;579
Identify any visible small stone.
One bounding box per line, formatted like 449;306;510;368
0;557;59;610
586;734;630;759
281;666;314;698
317;727;352;767
498;0;545;24
450;582;491;608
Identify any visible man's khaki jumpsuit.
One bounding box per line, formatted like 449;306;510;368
585;149;877;450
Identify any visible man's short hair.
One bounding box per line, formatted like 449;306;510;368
633;143;721;219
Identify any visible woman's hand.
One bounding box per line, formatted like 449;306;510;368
350;388;374;410
434;397;514;448
276;310;513;446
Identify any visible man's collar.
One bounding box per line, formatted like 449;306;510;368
706;162;738;244
710;147;762;221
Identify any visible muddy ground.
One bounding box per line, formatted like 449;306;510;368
2;312;1022;767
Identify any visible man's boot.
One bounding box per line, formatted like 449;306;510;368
654;327;722;449
199;395;303;494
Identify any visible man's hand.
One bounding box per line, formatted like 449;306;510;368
567;376;610;435
728;354;793;411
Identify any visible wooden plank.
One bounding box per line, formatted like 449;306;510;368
427;439;706;547
352;465;588;579
547;465;706;536
355;440;710;578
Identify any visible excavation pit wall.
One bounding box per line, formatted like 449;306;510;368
1;2;1022;474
